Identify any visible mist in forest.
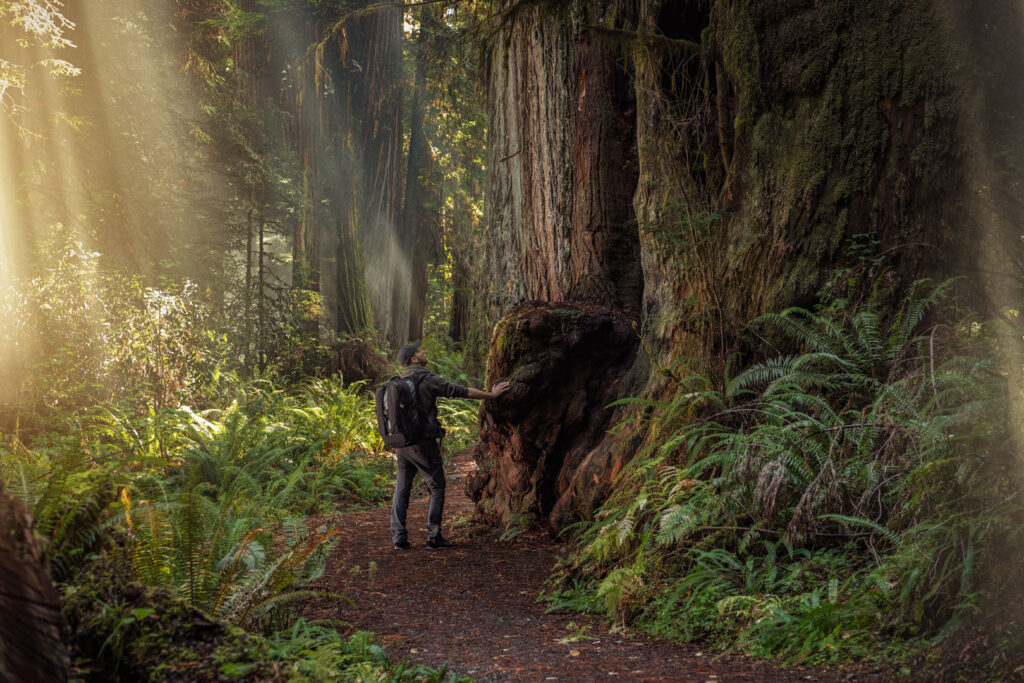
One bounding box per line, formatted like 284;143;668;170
957;1;1024;478
940;0;1024;635
0;0;422;394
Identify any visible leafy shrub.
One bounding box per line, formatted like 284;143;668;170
0;225;224;428
1;370;397;632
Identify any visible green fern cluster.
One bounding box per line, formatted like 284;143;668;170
1;373;396;632
553;280;1023;665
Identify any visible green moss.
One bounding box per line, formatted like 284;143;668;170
714;8;760;143
62;559;278;680
510;361;543;384
708;0;961;321
490;309;532;363
552;306;586;324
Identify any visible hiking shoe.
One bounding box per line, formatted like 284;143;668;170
426;536;456;549
394;539;411;549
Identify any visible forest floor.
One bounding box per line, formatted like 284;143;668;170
303;454;895;682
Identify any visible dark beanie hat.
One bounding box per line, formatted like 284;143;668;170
397;340;421;365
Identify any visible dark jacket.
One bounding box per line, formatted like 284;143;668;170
399;365;469;433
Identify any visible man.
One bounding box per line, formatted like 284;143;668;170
391;340;510;549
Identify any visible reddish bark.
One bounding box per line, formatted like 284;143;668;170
466;302;638;531
482;1;641;315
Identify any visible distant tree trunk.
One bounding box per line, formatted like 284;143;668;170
226;0;411;347
244;196;255;353
347;5;407;347
404;10;432;340
282;17;320;326
449;250;471;343
257;195;267;372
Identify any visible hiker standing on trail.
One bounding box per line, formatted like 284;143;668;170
388;340;510;550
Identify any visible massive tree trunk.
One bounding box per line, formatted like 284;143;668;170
479;0;641;319
347;5;408;347
470;0;1007;532
469;0;643;528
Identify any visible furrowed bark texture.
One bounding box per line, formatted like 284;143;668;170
349;5;410;347
467;0;643;528
470;0;989;532
0;484;68;682
466;302;637;529
481;0;641;318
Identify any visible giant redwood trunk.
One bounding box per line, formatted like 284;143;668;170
466;0;643;528
478;0;641;317
469;0;1012;532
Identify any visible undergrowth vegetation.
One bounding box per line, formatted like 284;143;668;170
549;280;1024;674
0;236;478;679
0;375;468;678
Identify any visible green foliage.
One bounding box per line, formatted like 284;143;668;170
1;370;405;673
64;558;468;681
0;0;78;127
0;226;225;427
265;623;472;682
552;280;1024;666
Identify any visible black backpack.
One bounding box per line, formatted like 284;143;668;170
374;374;429;448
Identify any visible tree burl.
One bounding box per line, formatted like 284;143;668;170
467;302;638;532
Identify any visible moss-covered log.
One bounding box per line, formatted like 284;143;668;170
63;558;280;681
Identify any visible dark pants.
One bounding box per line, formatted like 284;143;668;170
390;440;446;543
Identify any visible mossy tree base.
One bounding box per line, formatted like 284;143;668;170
466;0;993;531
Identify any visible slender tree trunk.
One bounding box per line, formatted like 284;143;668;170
404;10;431;340
244;197;254;358
450;251;471;343
349;4;407;346
257;196;266;372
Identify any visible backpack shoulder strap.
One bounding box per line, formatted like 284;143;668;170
407;371;430;408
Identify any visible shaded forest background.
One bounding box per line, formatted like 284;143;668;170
1;0;1024;680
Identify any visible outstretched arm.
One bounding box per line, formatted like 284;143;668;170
466;381;511;400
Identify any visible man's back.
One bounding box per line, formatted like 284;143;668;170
399;365;469;428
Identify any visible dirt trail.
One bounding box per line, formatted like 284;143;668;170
305;455;890;682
